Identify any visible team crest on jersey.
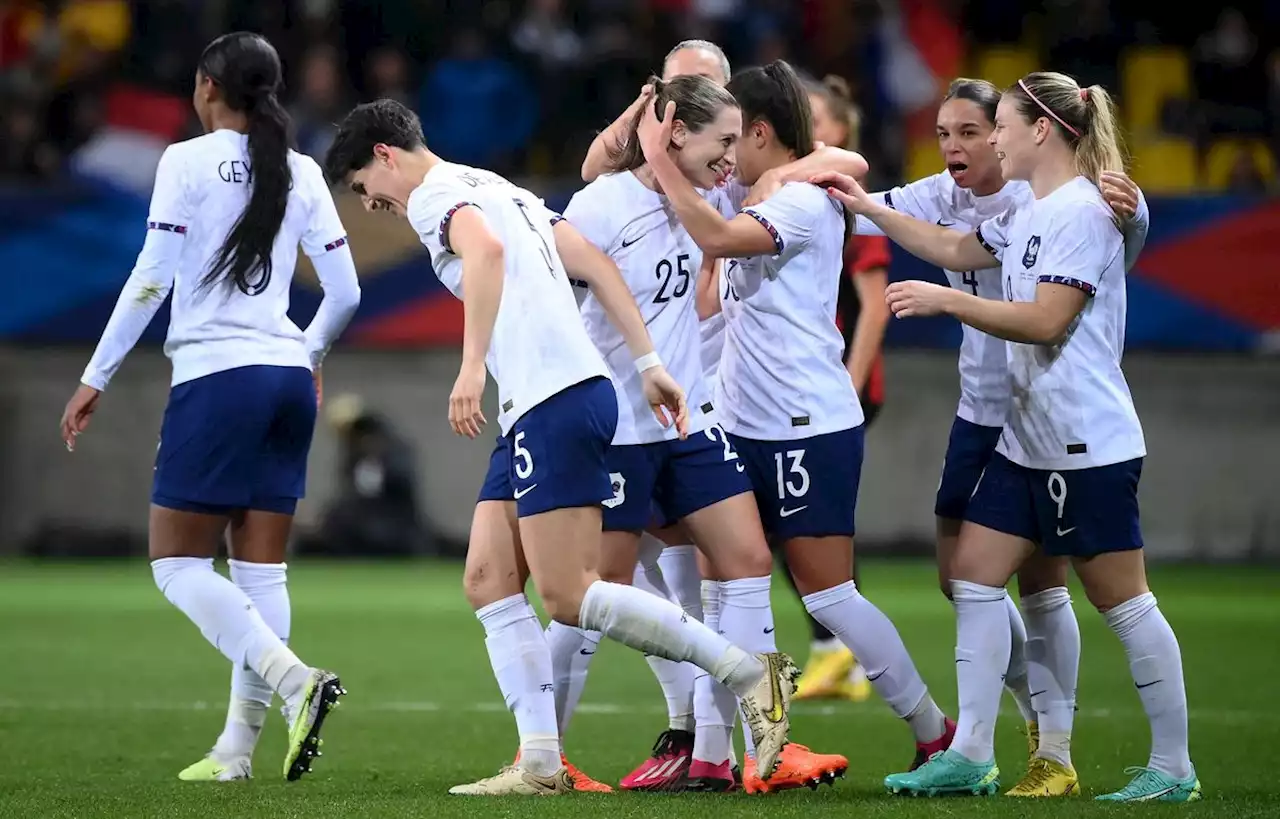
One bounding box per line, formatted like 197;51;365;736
602;472;626;509
1022;235;1041;269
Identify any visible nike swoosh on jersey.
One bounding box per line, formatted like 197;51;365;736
513;484;538;499
1056;526;1076;536
778;505;808;518
620;235;642;248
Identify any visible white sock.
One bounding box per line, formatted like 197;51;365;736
802;581;945;742
1022;587;1079;767
692;580;735;765
1104;592;1192;780
718;576;776;654
212;560;291;759
545;620;600;739
948;580;1009;763
634;536;674;601
578;580;763;696
657;544;703;620
632;542;699;731
478;594;560;777
1002;593;1037;723
152;558;311;712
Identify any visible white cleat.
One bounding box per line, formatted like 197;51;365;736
177;754;252;782
448;765;576;796
737;651;800;780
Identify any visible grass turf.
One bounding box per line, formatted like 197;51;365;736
0;559;1277;818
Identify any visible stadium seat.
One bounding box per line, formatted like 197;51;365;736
905;138;943;182
1121;47;1191;135
974;46;1036;90
1128;138;1198;194
1202;139;1277;192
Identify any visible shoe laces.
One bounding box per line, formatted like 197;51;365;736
1115;766;1165;795
651;729;691;758
1018;758;1059;790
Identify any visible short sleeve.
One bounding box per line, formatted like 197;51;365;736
407;178;479;258
881;173;947;224
299;158;349;258
975;207;1016;262
561;186;614;250
740;183;821;256
146;145;192;233
1036;202;1121;295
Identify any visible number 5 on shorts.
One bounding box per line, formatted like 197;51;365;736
514;431;535;480
774;449;810;499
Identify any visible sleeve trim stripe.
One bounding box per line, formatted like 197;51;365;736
884;191;895;209
438;202;479;254
741;209;784;254
323;236;348;252
1038;275;1097;296
147;221;187;234
975;225;998;256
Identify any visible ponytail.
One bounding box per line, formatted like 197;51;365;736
1075;85;1127;185
1009;71;1127;187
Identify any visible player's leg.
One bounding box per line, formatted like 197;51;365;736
1048;461;1200;803
515;378;798;780
885;451;1035;797
936;417;1040;757
154;366;340;783
778;548;853;701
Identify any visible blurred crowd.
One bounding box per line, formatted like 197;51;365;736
2;0;1277;191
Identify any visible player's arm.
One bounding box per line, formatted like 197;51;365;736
301;170;362;371
890;282;1088;346
845;255;890;390
813;170;998;272
552;218;655;361
745;145;869;207
853;174;946;237
444;205;504;437
1098;171;1151;271
696;256;721;320
581;86;653;182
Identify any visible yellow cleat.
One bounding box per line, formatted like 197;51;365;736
178;755;251;782
1024;721;1040;762
794;646;855;700
836;664;873;702
449;765;576;796
1005;756;1079;797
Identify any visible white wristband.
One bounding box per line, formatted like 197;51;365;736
634;351;663;374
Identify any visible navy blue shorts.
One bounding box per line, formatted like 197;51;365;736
152;365;316;516
934;416;1004;520
730;426;863;540
601;424;753;532
964;451;1144;557
476;377;618;518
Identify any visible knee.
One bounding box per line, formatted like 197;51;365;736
463;558;517;611
151;555;211;596
598;562;633;585
722;546;773;581
534;574;590;626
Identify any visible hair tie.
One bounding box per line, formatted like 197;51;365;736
1080;87;1089;101
1018;79;1081;139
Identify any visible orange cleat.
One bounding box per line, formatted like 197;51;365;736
742;744;848;794
511;747;614;792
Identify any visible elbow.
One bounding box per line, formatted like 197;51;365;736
1033;316;1073;346
700;230;738;261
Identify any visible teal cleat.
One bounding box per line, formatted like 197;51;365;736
1095;766;1202;803
884;749;1000;797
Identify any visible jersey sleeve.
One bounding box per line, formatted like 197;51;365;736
740;183;820;256
299;157;349;258
881;174;947;224
720;178;750;214
975;207;1016;262
1035;202;1121;295
561;186;614;250
146;144;193;233
407;176;481;258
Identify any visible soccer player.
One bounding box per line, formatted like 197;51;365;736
60;32;360;782
323;99;800;796
819;71;1201;803
639;59;957;786
816;76;1149;796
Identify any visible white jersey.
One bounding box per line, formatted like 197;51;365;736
563;172;716;445
407;161;608;435
720;182;862;440
976;176;1145;470
81;129;359;390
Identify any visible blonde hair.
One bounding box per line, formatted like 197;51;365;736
807;74;861;152
1007;71;1127;185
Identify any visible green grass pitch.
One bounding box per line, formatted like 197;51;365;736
1;559;1277;818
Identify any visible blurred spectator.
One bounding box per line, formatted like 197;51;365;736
365;44;413;107
1193;8;1270;140
512;0;584;71
0;101;58;179
1226;150;1269;194
1045;0;1124;93
417;27;535;174
292;44;348;161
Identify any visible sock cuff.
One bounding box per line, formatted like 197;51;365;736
1103;591;1157;637
718;575;771;604
228;559;287;586
150;556;213;592
1021;586;1071;614
637;531;666;567
951;579;1007;603
661;544;697;559
701;579;722;608
476;593;532;632
801;580;857;612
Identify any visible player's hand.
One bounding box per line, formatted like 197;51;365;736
638;99;676;166
641;366;689;439
449;361;487;439
743;169;781;207
886;280;955;319
809;170;874;213
313;366;324;408
60;383;100;452
1100;171;1139;221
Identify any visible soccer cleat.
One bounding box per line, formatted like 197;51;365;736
177;755;251;782
619;729;693;791
1095;766;1202;803
742;744;848;794
449;765;575;796
1024;720;1040;762
737;652;800;780
283;669;345;781
793;645;855;700
838;663;873;702
665;759;737;792
910;717;957;771
563;757;613;793
1005;756;1079;797
885;749;999;797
